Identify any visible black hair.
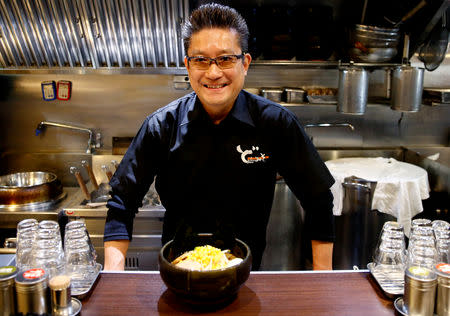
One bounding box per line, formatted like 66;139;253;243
181;3;249;54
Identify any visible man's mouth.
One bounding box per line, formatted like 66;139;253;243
203;83;228;89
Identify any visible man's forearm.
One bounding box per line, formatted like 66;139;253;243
311;240;333;270
104;240;130;271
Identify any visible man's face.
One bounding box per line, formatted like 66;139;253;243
184;28;251;118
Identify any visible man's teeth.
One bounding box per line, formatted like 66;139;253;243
204;84;226;88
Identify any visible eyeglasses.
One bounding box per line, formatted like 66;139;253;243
187;54;245;70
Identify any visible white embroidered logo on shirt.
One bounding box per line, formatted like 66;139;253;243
236;145;269;164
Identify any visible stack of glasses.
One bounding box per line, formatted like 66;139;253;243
372;221;407;274
407;218;450;269
372;218;450;316
15;219;97;283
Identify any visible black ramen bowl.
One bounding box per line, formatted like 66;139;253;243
159;233;252;305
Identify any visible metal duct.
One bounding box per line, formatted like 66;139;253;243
0;0;189;68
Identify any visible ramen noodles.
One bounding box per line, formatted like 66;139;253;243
172;245;243;271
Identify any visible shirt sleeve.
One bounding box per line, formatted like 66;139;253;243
274;111;335;242
104;116;162;242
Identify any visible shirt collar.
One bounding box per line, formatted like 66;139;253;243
180;91;255;127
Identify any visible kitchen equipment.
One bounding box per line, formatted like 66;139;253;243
81;161;98;191
348;24;400;63
368;262;404;297
391;66;424;112
101;165;113;181
159;233;251;305
305;87;337;104
70;167;90;201
333;175;389;270
404;266;437;316
49;275;72;315
337;67;369;115
0;171;64;206
0;265;17;316
435;263;450;316
423;88;450;105
15;268;49;316
342;175;377;215
261;88;283;102
70;166;110;203
284;88;306;103
418;12;449;71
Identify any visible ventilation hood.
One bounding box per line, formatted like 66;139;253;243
0;0;188;69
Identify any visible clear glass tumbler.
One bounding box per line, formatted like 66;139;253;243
64;229;96;284
16;219;38;270
30;227;65;279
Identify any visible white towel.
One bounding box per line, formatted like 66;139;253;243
325;157;430;236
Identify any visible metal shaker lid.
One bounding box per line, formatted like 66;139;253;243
15;268;47;286
434;263;450;278
406;266;437;281
0;265;17;282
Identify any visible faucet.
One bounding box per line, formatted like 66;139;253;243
304;123;355;131
35;121;101;154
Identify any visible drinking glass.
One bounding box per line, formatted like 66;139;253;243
373;222;407;273
407;238;438;270
432;220;450;263
64;229;96;284
64;220;97;261
16;219;38;270
30;228;65;278
412;218;432;228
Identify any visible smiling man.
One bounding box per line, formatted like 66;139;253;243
104;3;335;271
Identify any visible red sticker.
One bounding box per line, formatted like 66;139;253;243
23;268;45;279
436;263;450;274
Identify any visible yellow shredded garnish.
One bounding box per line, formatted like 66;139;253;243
183;245;228;270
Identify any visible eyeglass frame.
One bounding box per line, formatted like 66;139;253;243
186;53;246;70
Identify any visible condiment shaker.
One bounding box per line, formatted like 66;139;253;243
404;266;437;316
435;263;450;316
0;265;17;316
15;268;49;316
49;275;72;316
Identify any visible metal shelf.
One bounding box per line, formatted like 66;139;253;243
251;60;403;69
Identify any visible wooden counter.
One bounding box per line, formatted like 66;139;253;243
80;270;396;315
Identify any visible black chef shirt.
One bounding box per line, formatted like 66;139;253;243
104;90;335;269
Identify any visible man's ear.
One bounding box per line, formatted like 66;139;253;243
184;56;189;69
243;53;252;75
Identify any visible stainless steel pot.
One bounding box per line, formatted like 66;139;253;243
342;175;377;214
332;175;393;270
0;171;63;205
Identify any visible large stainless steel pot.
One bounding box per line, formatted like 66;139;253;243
333;176;396;270
0;172;63;205
342;175;377;214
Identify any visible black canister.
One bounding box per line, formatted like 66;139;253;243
0;266;17;316
15;268;49;315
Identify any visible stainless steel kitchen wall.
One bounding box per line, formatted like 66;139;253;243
0;59;449;155
0;0;188;68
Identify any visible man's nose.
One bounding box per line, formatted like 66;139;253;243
205;62;223;78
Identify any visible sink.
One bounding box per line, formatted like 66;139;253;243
0;152;91;187
403;147;450;193
317;146;449;194
317;148;405;162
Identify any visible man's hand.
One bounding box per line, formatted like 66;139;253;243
104;240;130;271
311;240;333;270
